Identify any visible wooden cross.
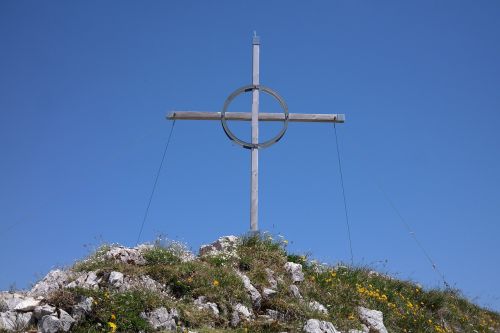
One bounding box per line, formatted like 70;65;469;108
167;34;345;232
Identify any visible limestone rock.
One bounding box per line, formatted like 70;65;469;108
309;300;328;315
0;311;33;332
194;296;219;316
0;292;29;311
289;285;303;299
262;288;277;299
236;272;261;307
266;309;283;321
13;297;40;312
38;315;63;333
59;309;75;331
118;275;163;293
231;303;252;327
29;269;73;297
284;262;304;283
357;307;388;333
66;271;100;290
104;245;150;265
265;268;278;289
72;297;93;322
199;235;239;257
108;271;124;288
303;319;339;333
33;304;57;320
140;307;177;331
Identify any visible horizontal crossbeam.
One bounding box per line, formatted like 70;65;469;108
167;111;345;123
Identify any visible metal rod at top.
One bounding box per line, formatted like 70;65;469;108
253;32;260;45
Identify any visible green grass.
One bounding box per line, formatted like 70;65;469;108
57;232;500;333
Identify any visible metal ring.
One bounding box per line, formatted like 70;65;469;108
221;85;289;149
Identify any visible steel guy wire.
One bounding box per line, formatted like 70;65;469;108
136;120;176;246
333;122;355;266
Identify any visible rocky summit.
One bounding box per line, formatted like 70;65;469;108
1;234;499;333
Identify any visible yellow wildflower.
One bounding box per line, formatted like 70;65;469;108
108;322;117;333
110;314;116;321
212;279;220;287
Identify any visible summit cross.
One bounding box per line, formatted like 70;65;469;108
167;34;345;232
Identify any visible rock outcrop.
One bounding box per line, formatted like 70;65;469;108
199;235;239;257
141;307;178;331
284;262;305;283
357;306;388;333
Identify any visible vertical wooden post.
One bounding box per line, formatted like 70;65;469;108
250;34;260;232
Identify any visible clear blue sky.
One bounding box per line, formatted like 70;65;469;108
1;1;499;311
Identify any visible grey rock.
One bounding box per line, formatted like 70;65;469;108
65;271;99;290
104;245;149;265
118;275;163;293
309;301;328;315
262;288;277;299
231;303;252;327
59;309;75;332
0;311;32;332
357;307;388;333
265;268;278;289
108;271;124;288
266;309;282;321
72;297;93;322
284;262;304;283
140;307;177;331
39;315;63;333
194;296;219;316
13;297;40;312
83;271;100;289
29;269;73;297
236;272;261;307
289;284;303;299
0;292;28;311
303;319;339;333
33;304;57;320
199;235;239;257
231;310;241;327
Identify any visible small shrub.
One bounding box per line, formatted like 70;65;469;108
46;289;78;310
